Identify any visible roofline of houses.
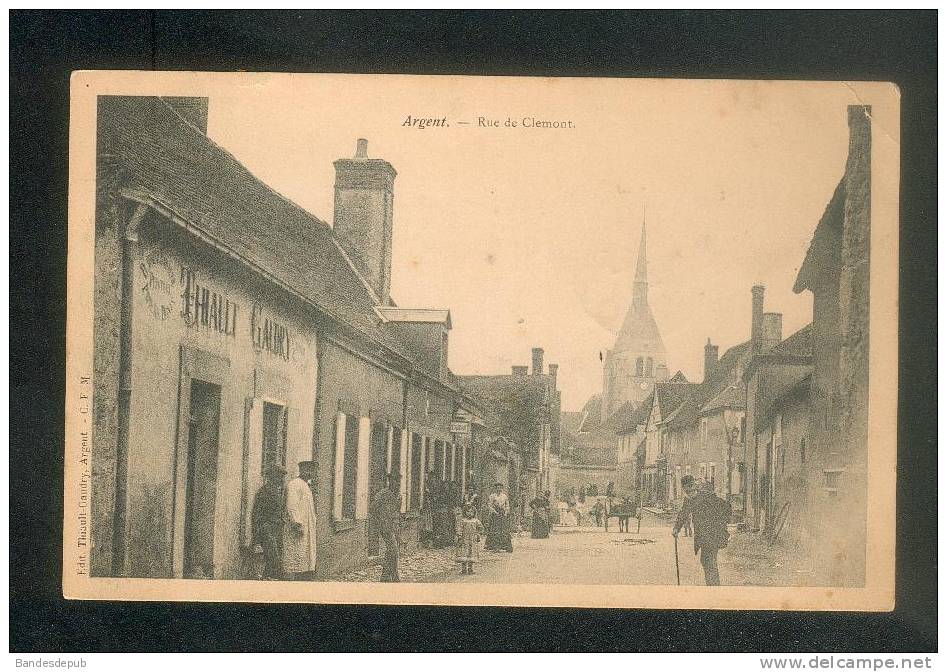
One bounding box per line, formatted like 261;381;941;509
121;188;464;400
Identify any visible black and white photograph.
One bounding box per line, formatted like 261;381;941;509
61;72;899;611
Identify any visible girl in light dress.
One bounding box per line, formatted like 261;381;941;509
455;504;485;575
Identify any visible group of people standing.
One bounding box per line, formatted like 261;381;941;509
249;461;319;581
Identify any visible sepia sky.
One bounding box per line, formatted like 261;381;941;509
205;77;867;412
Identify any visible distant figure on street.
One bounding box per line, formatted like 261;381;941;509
250;463;287;580
592;500;605;527
455;504;485;574
529;491;550;539
673;478;732;585
431;475;452;549
369;473;401;582
678;475;695;537
284;460;318;580
419;471;436;548
485;482;513;552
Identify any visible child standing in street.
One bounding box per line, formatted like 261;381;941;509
455;504;485;575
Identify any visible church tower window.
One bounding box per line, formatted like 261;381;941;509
635;357;644;377
645;357;654;377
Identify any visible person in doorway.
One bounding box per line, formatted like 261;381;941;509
369;472;401;582
673;478;732;586
250;463;287;579
284;460;318;580
455;504;485;575
485;482;513;552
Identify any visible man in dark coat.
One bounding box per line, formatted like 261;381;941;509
369;473;402;582
672;478;731;585
250;464;287;580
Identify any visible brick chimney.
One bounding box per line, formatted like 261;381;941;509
703;338;719;383
548;363;559;389
761;313;783;352
532;347;544;376
751;285;765;353
333;139;397;303
512;365;529;377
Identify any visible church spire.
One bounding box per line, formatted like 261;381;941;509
632;210;648;306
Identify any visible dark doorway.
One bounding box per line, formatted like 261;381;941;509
261;401;287;476
367;422;388;555
184;379;221;579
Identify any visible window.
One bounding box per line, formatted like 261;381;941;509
800;437;807;464
635;357;644;376
700;418;708;450
699;463;707;480
824;469;842;497
740;416;747;444
261;402;287;475
409;433;423;510
645;357;654;377
333;412;360;520
709;463;716;485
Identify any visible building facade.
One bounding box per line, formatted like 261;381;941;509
92;96;482;579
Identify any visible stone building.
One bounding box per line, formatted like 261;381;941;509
601;219;668;421
92;96;482;579
744;325;814;534
458;348;561;523
790;105;871;586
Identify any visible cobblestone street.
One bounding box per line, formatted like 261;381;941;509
337;511;812;586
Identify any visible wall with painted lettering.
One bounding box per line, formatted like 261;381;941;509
123;222;319;579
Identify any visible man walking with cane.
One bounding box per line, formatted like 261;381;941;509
672;477;731;585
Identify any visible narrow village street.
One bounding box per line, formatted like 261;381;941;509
337;510;814;586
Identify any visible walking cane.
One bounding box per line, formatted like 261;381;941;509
673;534;681;585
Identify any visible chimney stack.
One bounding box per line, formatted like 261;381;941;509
333;139;397;304
655;363;669;382
751;285;765;353
548;363;559;389
703;338;719;384
531;347;544;376
512;365;529;377
761;313;783;352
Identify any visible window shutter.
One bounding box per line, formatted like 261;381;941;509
333;411;346;521
355;416;371;519
400;431;409;513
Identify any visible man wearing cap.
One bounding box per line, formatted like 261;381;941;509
284;460;318;580
250;463;287;579
673;478;732;585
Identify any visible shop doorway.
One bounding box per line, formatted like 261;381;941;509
184;379;221;579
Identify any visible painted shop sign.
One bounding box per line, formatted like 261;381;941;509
251;303;291;360
179;266;238;337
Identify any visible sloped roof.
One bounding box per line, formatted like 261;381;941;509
655;382;695;416
613;301;666;354
99;96;421;366
669;371;689;383
700;383;746;414
771;324;813;358
613;395;653;435
577;394;603;433
794;181;845;294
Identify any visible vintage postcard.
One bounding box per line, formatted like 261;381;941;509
64;72;899;610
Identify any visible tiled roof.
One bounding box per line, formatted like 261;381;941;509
700;383;746;414
100;96;424;367
771;324;813;358
577;394;603;433
794;181;845;294
612;396;653;435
